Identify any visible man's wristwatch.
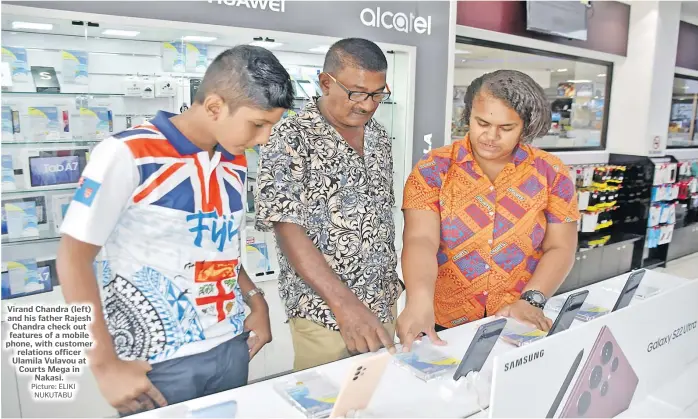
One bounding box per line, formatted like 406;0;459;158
520;290;547;309
243;287;265;304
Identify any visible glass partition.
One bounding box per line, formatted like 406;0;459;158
668;75;698;148
452;39;612;151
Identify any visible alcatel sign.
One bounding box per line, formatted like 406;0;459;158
360;7;432;35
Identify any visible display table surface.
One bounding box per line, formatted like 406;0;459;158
135;270;694;418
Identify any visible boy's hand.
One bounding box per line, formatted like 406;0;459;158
92;358;167;414
244;296;272;359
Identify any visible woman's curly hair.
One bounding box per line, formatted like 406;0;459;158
463;70;552;144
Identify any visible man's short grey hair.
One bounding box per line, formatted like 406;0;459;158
464;70;551;144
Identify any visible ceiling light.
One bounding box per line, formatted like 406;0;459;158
12;21;53;31
309;46;330;53
455;49;470;54
182;35;217;43
102;29;140;37
597;73;606;77
566;79;592;83
556;68;568;72
250;40;283;49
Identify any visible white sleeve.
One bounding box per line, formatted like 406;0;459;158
60;138;139;246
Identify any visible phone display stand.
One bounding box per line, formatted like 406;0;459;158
438;369;492;415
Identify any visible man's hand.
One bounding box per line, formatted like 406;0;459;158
396;302;446;352
496;300;553;331
92;358;167;415
244;296;272;359
334;299;396;355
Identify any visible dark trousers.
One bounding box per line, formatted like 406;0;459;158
121;331;249;416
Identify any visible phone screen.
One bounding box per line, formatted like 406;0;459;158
453;317;507;380
612;270;645;312
549;290;589;336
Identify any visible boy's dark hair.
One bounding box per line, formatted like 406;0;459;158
323;38;388;74
195;45;295;110
464;70;552;144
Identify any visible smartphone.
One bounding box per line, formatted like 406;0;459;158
611;269;645;312
11;110;20;133
548;290;589;337
62;110;70;133
559;326;639;418
453;317;508;381
329;352;390;418
546;349;584;418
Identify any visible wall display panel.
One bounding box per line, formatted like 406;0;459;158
0;8;423;416
667;75;698;148
6;0;451;165
452;39;612;151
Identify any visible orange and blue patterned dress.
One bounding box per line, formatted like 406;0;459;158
403;135;580;328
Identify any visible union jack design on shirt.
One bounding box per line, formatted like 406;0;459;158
66;111;248;363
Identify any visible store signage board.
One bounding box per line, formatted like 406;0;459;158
7;1;450;166
208;0;285;13
360;7;432;35
488;280;698;418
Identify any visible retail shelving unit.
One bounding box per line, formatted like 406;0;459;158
556;162;642;295
667;158;698;261
607;153;682;270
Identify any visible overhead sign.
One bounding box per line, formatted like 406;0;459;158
207;0;285;12
360;7;432;35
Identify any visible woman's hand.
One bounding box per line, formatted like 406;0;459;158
496;300;553;331
396;301;446;352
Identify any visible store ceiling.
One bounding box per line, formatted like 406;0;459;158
454;43;609;87
1;13;335;56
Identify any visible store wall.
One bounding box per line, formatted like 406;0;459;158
455;0;631;56
7;0;452;164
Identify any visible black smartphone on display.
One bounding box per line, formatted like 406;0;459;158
611;269;646;312
546;349;584;418
453;317;508;381
548;290;589;337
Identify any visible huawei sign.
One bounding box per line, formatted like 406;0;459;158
207;0;285;13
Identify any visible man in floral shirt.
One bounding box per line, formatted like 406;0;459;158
255;38;402;371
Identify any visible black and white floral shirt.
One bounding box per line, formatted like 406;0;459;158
255;98;403;331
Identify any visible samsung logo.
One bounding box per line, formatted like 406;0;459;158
504;349;545;372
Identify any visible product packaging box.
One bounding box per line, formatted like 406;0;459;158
2;105;14;140
51;193;73;234
393;340;460;381
162;41;186;72
274;371;338;418
4;201;39;239
80;107;113;139
61;50;89;85
185;43;209;73
2;153;16;191
1;46;30;82
28;106;61;141
1;259;52;299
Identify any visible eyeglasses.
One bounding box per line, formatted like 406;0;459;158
325;73;392;103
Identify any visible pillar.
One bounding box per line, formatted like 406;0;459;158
606;1;682;156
